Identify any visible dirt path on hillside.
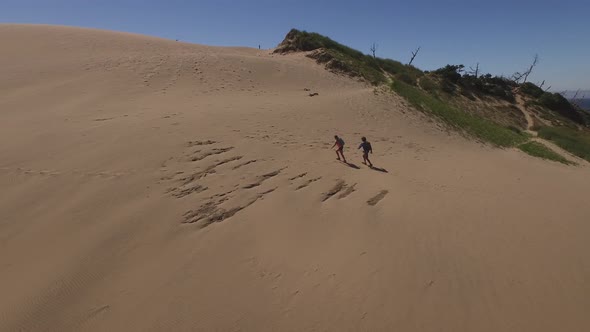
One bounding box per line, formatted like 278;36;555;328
514;93;536;135
513;92;586;164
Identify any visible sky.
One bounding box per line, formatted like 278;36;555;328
2;0;589;91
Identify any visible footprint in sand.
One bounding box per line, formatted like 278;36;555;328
367;190;389;206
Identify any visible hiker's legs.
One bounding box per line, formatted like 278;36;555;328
340;149;347;163
363;152;372;166
336;150;341;160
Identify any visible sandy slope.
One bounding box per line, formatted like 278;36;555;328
1;24;589;332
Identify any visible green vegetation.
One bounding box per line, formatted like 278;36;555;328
520;82;545;98
519;82;585;124
538;92;585;124
309;48;386;85
276;29;422;86
277;29;365;57
391;80;528;147
418;76;437;93
275;29;588;165
431;65;517;102
518;141;571;164
538;126;590;162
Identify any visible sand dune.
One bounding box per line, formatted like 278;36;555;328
1;24;590;331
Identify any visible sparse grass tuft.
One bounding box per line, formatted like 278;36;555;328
518;141;572;164
391;80;528;147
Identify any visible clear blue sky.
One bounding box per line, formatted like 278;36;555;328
2;0;589;91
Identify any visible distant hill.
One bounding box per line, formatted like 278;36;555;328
562;90;590;99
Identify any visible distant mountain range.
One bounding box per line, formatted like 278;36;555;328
561;90;590;98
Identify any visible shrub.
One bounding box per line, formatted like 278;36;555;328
507;125;522;134
520;82;544;98
419;77;437;92
539;92;584;124
434;65;464;84
396;72;417;86
440;80;456;94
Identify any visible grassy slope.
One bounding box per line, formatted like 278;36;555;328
538;127;590;162
392;80;528;147
518;141;572;164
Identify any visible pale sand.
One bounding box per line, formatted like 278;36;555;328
1;24;589;332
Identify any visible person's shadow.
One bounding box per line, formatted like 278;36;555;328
369;166;388;173
344;162;361;169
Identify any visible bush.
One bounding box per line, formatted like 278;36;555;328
396;72;417;86
539;92;584;124
434;65;464;84
440;80;456;94
280;29;365;59
419;77;437;92
431;66;515;102
520;82;544;98
507;125;522;134
460;74;484;91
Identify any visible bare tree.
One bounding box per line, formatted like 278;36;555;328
544;85;552;92
409;47;421;66
468;63;480;78
569;89;585;108
512;71;525;83
512;54;539;84
538;80;545;89
370;42;378;59
571;89;581;100
522;54;539;83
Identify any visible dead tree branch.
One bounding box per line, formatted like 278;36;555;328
409;47;421;66
522;54;539;83
370;42;378;59
512;54;539;84
468;63;480;78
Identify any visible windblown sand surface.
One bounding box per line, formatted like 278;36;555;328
1;25;589;331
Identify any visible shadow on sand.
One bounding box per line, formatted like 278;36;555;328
369;166;388;173
344;162;361;169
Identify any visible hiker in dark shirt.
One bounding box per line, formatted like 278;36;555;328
332;135;347;163
358;136;373;167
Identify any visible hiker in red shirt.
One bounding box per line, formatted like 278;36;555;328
332;135;347;163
